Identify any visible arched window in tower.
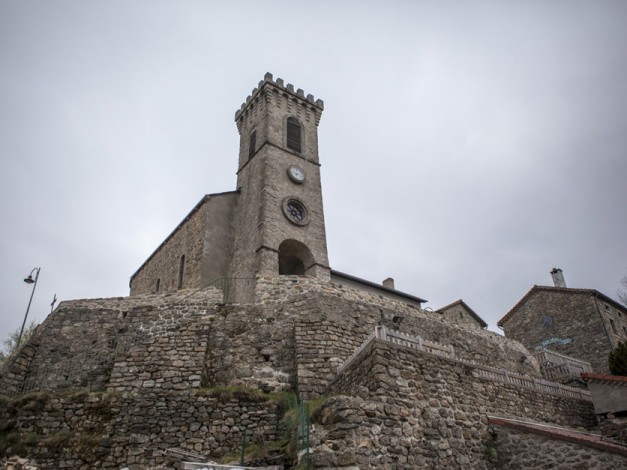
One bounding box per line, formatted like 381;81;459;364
178;255;185;289
278;239;315;276
286;117;302;153
248;130;256;159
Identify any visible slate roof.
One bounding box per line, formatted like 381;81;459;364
330;270;427;304
497;285;627;328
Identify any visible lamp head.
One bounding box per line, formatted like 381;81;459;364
24;275;35;284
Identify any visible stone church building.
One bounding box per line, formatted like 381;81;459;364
129;72;427;308
1;74;626;469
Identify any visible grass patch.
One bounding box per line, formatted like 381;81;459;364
12;391;51;413
196;384;277;403
0;431;39;458
4;430;110;462
219;438;289;466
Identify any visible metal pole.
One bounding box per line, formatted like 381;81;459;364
306;401;311;470
298;401;305;450
17;267;40;350
240;428;247;466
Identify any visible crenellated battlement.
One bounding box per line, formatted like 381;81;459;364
234;72;324;121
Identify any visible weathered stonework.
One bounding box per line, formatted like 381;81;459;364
0;388;280;469
130;192;238;295
436;299;488;330
230;74;330;285
2;278;578;467
309;338;596;469
499;286;627;373
3;75;626;469
491;425;627;469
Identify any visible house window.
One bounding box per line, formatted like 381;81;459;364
178;255;185;289
286;117;301;153
609;318;617;335
156;278;160;292
248;130;256;159
459;311;464;319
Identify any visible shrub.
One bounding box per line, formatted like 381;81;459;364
609;341;627;376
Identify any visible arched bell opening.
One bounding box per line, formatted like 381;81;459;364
278;239;315;276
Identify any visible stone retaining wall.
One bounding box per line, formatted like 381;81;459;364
264;276;543;399
313;339;596;469
0;388;281;469
0;290;223;396
492;426;627;469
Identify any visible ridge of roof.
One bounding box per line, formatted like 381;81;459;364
436;299;488;328
497;285;627;327
582;372;627;384
330;270;427;304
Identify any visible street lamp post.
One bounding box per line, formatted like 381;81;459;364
17;267;40;350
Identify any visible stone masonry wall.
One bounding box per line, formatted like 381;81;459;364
492;426;627;469
501;290;615;373
130;193;240;296
4;277;541;403
0;341;38;398
438;304;486;330
131;198;208;295
231;76;330;283
314;339;595;469
594;296;627;351
0;388;280;469
0;290;223;397
254;276;541;399
106;295;217;393
202;301;298;394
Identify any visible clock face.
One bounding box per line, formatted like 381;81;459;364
288;165;305;183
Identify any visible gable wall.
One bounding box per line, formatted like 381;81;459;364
501;290;613;373
130;193;238;295
439;304;485;329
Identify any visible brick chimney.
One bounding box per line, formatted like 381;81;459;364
382;278;395;290
550;268;566;288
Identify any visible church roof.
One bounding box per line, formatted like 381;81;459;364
497;285;626;327
330;270;427;304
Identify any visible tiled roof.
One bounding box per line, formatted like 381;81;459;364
436;299;488;328
488;416;627;456
497;285;627;327
582;372;627;385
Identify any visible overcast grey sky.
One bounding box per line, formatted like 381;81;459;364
1;0;626;343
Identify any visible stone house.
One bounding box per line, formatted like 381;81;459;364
498;269;627;374
436;299;487;329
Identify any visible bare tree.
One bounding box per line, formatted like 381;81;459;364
0;321;38;365
619;275;627;307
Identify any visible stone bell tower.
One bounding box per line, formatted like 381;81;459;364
229;73;330;281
